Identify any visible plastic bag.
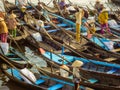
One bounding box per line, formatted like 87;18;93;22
60;65;69;77
20;68;37;84
32;32;42;41
104;41;114;50
0;42;9;55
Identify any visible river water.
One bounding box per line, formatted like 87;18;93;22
0;0;115;90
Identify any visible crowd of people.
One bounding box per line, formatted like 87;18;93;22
56;0;112;39
0;0;118;44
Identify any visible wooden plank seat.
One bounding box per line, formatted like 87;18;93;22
44;23;67;29
9;58;22;60
35;79;45;85
48;83;64;90
7;69;23;80
111;48;120;52
6;53;15;56
88;78;98;84
106;68;118;74
57;23;67;27
104;57;117;62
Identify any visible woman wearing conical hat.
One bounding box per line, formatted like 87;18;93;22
0;17;8;43
98;6;111;34
7;11;18;37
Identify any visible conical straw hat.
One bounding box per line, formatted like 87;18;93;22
9;13;16;19
72;60;83;67
60;65;69;70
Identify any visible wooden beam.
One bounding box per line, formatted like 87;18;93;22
111;48;120;52
104;57;117;62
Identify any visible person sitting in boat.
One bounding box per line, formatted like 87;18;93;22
0;17;8;43
7;11;18;37
98;8;111;34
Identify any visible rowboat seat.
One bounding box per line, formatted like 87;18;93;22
104;57;117;62
43;52;74;64
44;25;51;28
88;78;98;84
9;58;22;61
106;68;118;74
6;53;15;56
65;27;74;30
35;79;45;85
7;69;23;80
111;48;120;52
57;23;67;27
44;23;67;29
48;83;64;90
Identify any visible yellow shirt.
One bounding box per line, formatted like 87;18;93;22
98;11;108;24
0;20;8;34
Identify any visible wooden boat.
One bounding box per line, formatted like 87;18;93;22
5;42;120;90
41;50;120;90
1;48;90;90
0;47;29;69
7;44;120;90
15;5;120;64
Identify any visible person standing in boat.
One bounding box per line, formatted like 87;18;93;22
59;0;66;10
75;9;83;42
7;11;18;37
94;0;102;13
0;17;8;43
20;6;27;20
98;8;111;34
72;60;84;90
